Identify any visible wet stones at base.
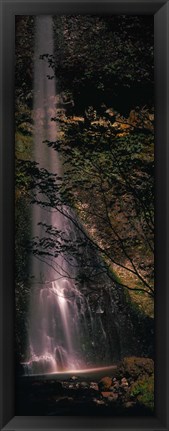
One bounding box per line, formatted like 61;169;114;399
16;358;154;415
16;375;148;415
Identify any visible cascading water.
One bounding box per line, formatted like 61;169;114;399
23;16;110;375
22;16;146;376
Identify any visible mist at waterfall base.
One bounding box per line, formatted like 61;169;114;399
22;16;116;377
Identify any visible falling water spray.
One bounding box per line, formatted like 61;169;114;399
23;16;120;376
24;16;86;374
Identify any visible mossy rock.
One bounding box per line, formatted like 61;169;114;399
130;374;154;411
116;356;154;381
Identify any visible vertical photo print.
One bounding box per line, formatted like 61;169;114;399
15;15;154;416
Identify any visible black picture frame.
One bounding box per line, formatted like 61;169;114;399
0;0;169;430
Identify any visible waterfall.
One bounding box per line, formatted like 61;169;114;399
22;16;110;375
22;16;146;376
24;16;82;374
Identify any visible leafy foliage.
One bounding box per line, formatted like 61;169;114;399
43;120;154;297
130;374;154;411
51;15;153;112
117;356;154;380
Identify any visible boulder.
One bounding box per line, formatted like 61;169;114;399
98;376;112;391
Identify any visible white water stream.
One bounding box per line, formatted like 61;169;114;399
20;13;148;377
23;16;118;375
